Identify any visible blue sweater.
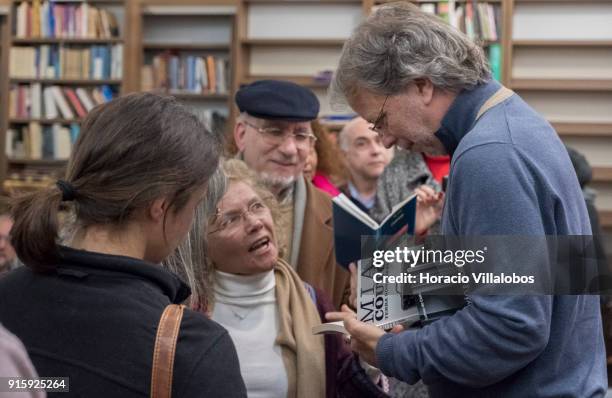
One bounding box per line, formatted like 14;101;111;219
376;79;607;397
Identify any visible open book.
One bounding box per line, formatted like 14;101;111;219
314;240;466;336
332;193;417;268
313;254;420;335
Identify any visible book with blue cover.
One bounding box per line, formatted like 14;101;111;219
332;192;417;268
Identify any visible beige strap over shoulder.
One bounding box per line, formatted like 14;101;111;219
475;85;514;121
151;304;185;398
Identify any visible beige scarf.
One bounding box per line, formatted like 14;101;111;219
275;259;326;398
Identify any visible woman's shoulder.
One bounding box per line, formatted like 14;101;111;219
179;307;230;343
173;308;246;397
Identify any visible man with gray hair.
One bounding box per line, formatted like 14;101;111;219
327;2;606;396
233;79;349;308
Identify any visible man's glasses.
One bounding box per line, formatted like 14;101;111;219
369;95;389;136
243;120;317;150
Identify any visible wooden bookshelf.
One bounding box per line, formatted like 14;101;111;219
12;37;124;45
1;0;127;191
142;42;230;51
149;91;230;100
134;1;236;138
513;40;612;47
510;0;612;257
593;167;612;183
242;74;330;88
244;0;360;3
511;79;612;91
233;0;509;120
552;122;612;137
600;210;612;229
242;38;347;46
8;158;67;166
9;118;83;124
0;7;10;189
515;0;612;3
9;78;123;85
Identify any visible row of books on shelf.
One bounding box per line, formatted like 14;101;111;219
141;54;229;95
9;84;116;121
15;1;120;39
421;1;501;42
3;173;59;196
10;45;123;80
6;122;79;160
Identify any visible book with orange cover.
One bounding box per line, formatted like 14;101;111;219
206;55;216;94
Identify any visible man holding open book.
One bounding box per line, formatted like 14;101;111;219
326;2;607;397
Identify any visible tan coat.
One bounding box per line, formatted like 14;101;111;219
296;179;350;309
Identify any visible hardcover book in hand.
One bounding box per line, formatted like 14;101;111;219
332;192;417;268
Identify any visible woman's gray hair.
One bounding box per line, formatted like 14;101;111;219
162;166;227;310
330;1;490;105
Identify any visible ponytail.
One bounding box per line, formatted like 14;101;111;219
10;185;64;272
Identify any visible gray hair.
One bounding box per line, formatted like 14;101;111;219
330;1;490;105
162;166;227;309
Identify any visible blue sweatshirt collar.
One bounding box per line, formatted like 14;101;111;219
435;78;500;156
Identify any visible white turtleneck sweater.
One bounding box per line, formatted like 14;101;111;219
211;270;288;398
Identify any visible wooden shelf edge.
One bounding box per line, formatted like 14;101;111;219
146;90;229;100
9;78;122;85
7;158;68;166
12;37;123;44
142;5;236;16
245;0;360;3
593;167;612;183
600;210;612;229
9;118;82;124
11;0;124;2
511;79;612;91
516;0;612;3
242;38;346;47
551;122;612;137
513;40;612;47
242;75;330;89
143;43;229;51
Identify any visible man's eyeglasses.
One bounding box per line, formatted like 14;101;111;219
243;120;317;149
208;200;269;235
369;95;389;136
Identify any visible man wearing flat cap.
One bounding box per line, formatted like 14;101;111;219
233;79;349;308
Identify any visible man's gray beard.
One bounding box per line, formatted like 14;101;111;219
259;172;297;200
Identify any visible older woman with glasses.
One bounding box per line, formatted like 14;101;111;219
204;159;388;398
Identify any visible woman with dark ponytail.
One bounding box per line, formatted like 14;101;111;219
0;93;246;397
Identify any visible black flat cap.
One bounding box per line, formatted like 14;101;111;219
235;80;320;121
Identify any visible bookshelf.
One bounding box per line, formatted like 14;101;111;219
508;0;612;256
134;1;236;137
234;0;511;121
0;4;10;190
1;0;127;192
233;0;363;120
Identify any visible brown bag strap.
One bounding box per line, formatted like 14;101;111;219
151;304;185;398
475;85;514;121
